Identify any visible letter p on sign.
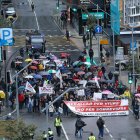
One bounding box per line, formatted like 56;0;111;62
0;28;13;46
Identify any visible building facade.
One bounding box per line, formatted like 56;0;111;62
123;0;140;27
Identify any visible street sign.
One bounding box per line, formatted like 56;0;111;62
0;28;13;46
94;26;102;34
100;39;109;45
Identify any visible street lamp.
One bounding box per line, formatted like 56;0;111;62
12;60;37;119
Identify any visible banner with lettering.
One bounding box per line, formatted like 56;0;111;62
39;86;53;94
64;100;129;116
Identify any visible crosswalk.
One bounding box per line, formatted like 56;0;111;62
14;36;79;52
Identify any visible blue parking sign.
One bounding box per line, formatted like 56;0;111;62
94;26;102;34
0;28;13;46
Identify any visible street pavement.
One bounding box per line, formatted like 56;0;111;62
0;0;140;140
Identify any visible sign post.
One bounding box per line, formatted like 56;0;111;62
94;25;102;63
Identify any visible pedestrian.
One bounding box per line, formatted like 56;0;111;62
75;116;86;138
134;101;139;120
54;115;62;137
105;50;110;65
66;30;70;41
82;35;87;48
31;2;35;11
89;48;94;63
88;132;96;140
48;128;54;140
42;131;47;140
49;101;54;117
96;117;105;139
27;95;33;113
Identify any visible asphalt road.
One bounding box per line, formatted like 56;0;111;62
12;0;62;36
3;0;140;140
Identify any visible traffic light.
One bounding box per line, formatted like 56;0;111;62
72;8;77;12
128;73;133;84
56;0;59;9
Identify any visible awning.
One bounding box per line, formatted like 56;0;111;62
118;35;140;45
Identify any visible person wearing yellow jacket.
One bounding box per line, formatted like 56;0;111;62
88;132;96;140
54;115;62;137
123;88;131;98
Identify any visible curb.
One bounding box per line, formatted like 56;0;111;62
52;15;84;51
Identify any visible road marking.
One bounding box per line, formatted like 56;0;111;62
61;124;69;140
27;0;40;30
45;50;79;52
97;117;115;140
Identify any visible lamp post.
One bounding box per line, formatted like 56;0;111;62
12;60;36;119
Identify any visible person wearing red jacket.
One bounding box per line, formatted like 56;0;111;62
18;93;25;109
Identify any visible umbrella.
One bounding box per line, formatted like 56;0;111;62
62;73;68;77
39;71;50;76
18;86;25;92
29;66;38;70
32;60;39;65
39;55;46;59
85;72;92;77
102;90;112;95
15;56;23;60
73;61;80;66
48;69;56;74
25;58;32;62
24;75;34;79
15;61;22;64
34;74;42;79
77;71;85;75
0;90;5;99
47;63;56;67
83;62;91;66
74;68;81;72
135;93;140;97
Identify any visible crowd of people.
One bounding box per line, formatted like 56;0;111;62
0;43;139;139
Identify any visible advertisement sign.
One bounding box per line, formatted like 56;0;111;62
39;86;53;94
0;28;13;46
115;47;124;60
64;100;129;116
111;0;120;35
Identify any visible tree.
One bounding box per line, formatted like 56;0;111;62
86;15;96;48
5;120;37;140
0;16;11;27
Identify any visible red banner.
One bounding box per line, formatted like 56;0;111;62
64;100;129;116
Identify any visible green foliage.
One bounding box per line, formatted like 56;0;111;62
0;16;11;27
5;120;37;140
86;15;96;29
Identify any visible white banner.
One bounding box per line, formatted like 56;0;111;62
39;86;53;94
25;81;36;93
77;89;85;96
64;100;129;116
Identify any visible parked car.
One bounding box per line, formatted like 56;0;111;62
5;6;16;18
1;0;12;5
115;59;129;70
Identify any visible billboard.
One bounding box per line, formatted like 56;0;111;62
111;0;120;35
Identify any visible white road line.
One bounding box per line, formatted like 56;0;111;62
27;0;40;30
97;117;115;140
61;124;69;140
45;50;79;52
